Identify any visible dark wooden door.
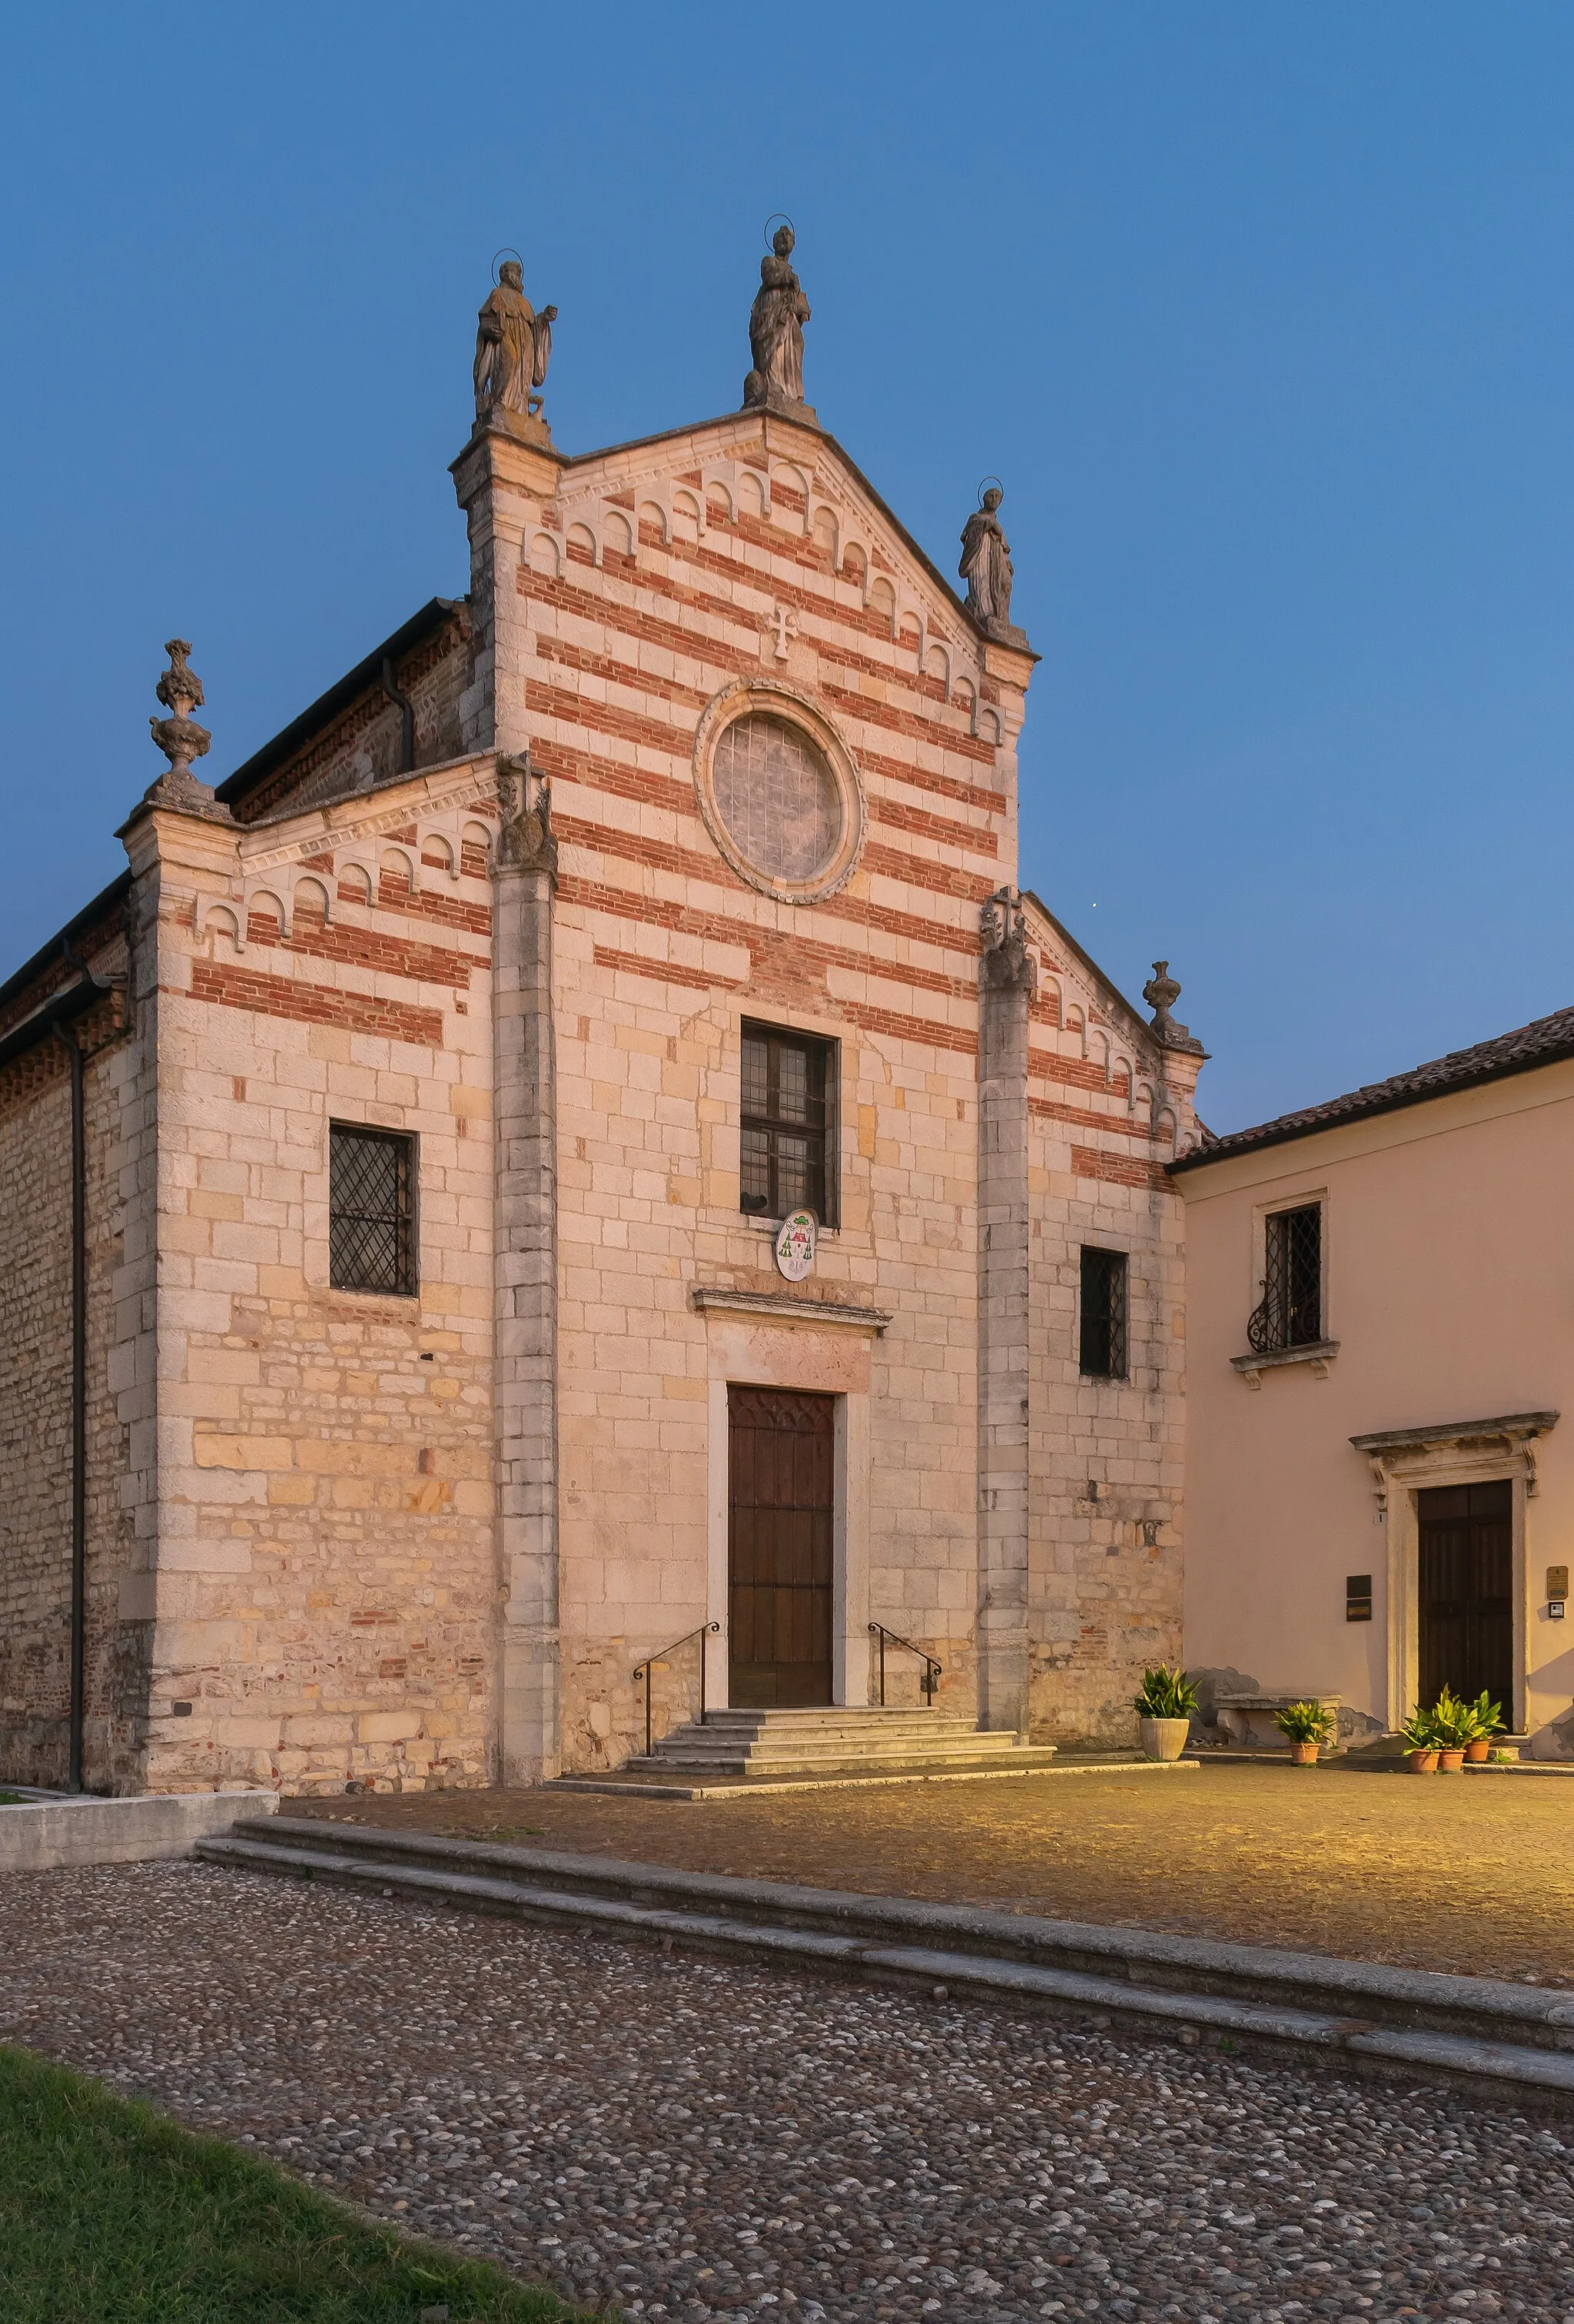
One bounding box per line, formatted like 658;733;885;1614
728;1385;835;1708
1418;1479;1513;1708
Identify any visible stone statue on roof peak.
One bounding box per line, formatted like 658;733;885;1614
744;224;812;413
473;258;557;428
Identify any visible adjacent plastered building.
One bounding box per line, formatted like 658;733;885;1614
0;257;1204;1794
1175;1008;1574;1758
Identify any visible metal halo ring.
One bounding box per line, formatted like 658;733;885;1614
492;247;523;284
763;212;795;247
976;474;1004;506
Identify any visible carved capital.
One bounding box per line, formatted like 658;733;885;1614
980;887;1035;994
496;752;558;882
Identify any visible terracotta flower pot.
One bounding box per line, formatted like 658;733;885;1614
1437;1748;1465;1773
1137;1715;1191;1761
1289;1741;1320;1765
1406;1748;1439;1773
1464;1738;1491;1763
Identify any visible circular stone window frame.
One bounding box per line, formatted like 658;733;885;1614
692;679;867;905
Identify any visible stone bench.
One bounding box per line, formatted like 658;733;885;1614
1213;1692;1343;1753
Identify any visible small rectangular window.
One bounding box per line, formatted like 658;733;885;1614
1250;1202;1322;1351
1079;1247;1128;1379
739;1022;835;1224
1346;1574;1373;1622
329;1124;417;1295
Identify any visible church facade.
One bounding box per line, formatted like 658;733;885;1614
0;244;1204;1795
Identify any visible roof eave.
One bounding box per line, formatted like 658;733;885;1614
1167;1036;1574;1177
0;868;133;1024
214;596;467;810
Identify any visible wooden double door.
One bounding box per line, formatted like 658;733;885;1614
1417;1479;1513;1709
728;1385;835;1708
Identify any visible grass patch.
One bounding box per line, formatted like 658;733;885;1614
0;1789;28;1803
0;2044;593;2322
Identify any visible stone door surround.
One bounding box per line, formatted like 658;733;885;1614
1352;1410;1558;1732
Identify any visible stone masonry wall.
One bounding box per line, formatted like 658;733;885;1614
1024;905;1197;1743
487;419;1009;1773
0;983;136;1788
126;768;500;1794
0;1067;72;1780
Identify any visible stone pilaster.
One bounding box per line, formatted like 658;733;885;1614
114;797;244;1786
977;886;1034;1736
450;423;565;755
453;423;568;1783
490;759;561;1783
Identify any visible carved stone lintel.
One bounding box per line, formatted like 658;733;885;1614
496;752;558;882
980;887;1035;994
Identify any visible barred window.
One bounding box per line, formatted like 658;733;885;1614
1079;1247;1129;1379
739;1023;835;1224
329;1124;417;1295
1248;1203;1322;1353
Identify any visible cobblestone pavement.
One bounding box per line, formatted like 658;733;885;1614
2;1861;1571;2323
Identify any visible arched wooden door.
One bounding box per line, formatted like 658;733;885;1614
728;1385;835;1708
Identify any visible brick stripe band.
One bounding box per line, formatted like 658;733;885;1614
188;961;445;1047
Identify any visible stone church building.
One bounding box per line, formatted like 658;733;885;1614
0;241;1204;1796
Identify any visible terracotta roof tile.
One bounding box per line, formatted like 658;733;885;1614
1170;1001;1574;1173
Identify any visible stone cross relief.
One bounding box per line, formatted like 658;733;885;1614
765;605;799;661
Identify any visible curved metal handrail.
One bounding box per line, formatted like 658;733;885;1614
633;1621;721;1758
869;1621;941;1707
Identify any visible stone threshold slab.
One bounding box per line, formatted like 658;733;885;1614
1;1787;277;1871
199;1818;1574;2107
550;1759;1197;1801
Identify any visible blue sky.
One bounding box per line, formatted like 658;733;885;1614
4;2;1572;1129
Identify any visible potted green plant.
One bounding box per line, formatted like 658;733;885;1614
1273;1699;1334;1765
1400;1710;1438;1773
1133;1665;1198;1760
1428;1686;1472;1772
1463;1689;1505;1764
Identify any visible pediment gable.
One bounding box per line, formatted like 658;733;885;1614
545;411;1027;711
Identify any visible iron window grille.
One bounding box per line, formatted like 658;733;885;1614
739;1022;835;1224
1079;1247;1129;1379
329;1124;417;1295
1247;1203;1322;1353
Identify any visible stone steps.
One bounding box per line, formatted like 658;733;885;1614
195;1816;1574;2101
628;1705;1058;1779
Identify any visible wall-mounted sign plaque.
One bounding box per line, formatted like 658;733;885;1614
774;1208;818;1283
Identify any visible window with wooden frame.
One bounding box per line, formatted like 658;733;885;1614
1248;1202;1323;1353
1079;1247;1129;1380
739;1022;835;1225
329;1124;417;1295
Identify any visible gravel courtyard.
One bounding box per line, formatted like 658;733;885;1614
2;1861;1572;2322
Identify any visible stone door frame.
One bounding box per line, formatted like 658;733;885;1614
696;1307;877;1711
1354;1413;1556;1735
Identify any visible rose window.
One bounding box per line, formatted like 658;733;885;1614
711;713;842;885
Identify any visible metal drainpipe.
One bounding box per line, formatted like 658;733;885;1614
57;1014;87;1792
380;657;417;774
